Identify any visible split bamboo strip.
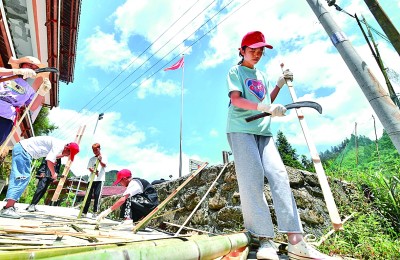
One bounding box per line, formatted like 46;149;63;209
285;76;342;230
77;158;100;218
0;227;132;241
132;162;208;233
51;125;86;204
175;163;228;236
164;221;215;235
70;224;98;243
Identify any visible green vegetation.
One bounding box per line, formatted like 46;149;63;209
316;131;399;259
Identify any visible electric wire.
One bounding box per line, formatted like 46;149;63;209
53;0;249;140
53;0;205;137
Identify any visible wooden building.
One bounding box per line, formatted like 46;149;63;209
0;0;81;145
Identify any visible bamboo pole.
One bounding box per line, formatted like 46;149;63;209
131;162;208;233
282;64;342;230
30;232;249;260
0;92;40;156
77;158;100;218
50;126;86;205
175;163;228;236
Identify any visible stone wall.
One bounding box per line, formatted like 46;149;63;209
100;162;358;240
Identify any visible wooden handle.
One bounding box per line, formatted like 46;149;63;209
245;112;271;122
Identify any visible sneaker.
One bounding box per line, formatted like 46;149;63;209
26;204;37;212
92;213;98;219
256;238;279;260
288;239;334;259
0;206;21;219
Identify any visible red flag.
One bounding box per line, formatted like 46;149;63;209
164;56;184;71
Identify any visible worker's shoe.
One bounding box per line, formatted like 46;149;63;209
91;212;98;219
288;239;334;259
256;238;279;260
0;206;21;219
26;204;38;212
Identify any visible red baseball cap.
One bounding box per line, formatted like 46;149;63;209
113;169;132;186
241;31;273;49
66;142;79;161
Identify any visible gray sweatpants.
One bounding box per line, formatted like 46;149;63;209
227;133;303;238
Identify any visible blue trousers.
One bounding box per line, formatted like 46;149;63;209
227;133;303;238
6;143;33;201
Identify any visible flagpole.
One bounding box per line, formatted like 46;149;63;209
179;55;184;178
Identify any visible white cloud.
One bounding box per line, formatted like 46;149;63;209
112;0;216;59
136;78;181;99
209;129;218;137
87;77;100;92
48;107;199;180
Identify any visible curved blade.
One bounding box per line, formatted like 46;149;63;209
35;67;59;74
285;101;322;114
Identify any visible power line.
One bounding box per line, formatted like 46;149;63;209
53;0;206;137
53;0;252;140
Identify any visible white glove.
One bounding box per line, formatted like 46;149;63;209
257;103;287;117
37;78;51;96
277;69;293;88
96;208;112;222
51;172;58;180
12;68;37;79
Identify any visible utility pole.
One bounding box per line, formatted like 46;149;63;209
306;0;400;154
363;0;400;57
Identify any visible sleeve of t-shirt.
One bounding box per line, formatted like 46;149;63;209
123;179;143;198
227;67;243;97
87;157;95;169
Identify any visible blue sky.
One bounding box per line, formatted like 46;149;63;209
48;0;400;181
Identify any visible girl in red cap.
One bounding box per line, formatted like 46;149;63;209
226;31;334;259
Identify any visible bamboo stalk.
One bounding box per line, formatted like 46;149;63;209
77;158;100;218
51;126;86;204
132;162;208;233
175;163;227;236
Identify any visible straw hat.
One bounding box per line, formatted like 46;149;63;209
8;56;45;69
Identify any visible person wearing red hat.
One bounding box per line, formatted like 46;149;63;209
226;31;333;259
0;56;51;145
96;169;159;224
0;136;79;219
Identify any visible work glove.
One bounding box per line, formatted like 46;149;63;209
12;68;37;79
51;172;58;180
257;103;287;117
37;78;51;96
277;69;293;88
96;208;112;223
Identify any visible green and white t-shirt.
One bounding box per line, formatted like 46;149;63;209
226;65;272;136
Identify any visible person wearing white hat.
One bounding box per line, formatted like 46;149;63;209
0;56;50;145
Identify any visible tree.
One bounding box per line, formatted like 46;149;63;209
33;107;57;135
275;131;304;169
